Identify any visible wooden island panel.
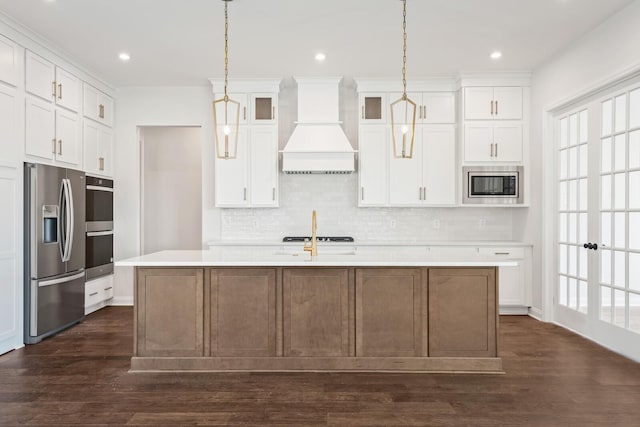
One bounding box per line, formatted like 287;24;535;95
135;268;204;357
355;268;426;357
428;268;497;357
283;268;351;357
210;268;277;357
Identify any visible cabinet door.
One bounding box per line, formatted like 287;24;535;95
214;93;248;125
283;268;350;357
136;268;204;357
493;122;523;162
55;109;80;166
498;265;525;306
0;34;19;87
55;67;80;112
464;87;494;120
422;125;456;205
249;127;278;206
389;133;421;206
428;268;497;357
250;93;277;125
493;87;522;120
25;51;55;102
422;92;456;124
210;268;276;356
83;120;100;175
25;96;55;160
215;127;248;207
0;86;18;160
97;126;114;176
464;122;493;162
355;268;425;356
98;92;114;127
83;83;100;122
359;125;388;206
359;93;386;124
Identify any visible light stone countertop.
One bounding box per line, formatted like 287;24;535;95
116;248;518;267
206;240;532;247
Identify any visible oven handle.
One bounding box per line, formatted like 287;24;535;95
86;185;114;192
87;231;114;237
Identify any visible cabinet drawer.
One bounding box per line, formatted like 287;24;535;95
477;247;524;259
85;274;114;307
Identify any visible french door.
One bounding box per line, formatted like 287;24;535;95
555;80;640;358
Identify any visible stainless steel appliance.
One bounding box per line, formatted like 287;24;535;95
462;166;524;205
85;176;113;280
24;163;86;344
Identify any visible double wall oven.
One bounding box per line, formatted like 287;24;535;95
85;176;113;280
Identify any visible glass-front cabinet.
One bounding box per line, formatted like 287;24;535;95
250;93;277;125
359;93;387;124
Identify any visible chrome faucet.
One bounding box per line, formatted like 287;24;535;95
303;210;318;257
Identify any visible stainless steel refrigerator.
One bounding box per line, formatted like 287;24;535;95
24;163;86;344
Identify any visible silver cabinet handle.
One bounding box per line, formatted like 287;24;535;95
58;83;62;100
361;106;364;119
272;106;275;120
243;187;247;201
58;140;62;156
104;286;113;291
423;187;426;201
494;252;510;256
243;106;246;120
495;142;498;158
419;187;422;200
272;187;276;201
490;143;493;158
361;186;364;201
99;157;104;171
423;105;427;120
52;138;56;154
495;100;499;115
491;100;494;115
52;81;57;98
89;292;98;297
98;104;104;119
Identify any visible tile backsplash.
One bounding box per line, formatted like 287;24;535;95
219;174;513;241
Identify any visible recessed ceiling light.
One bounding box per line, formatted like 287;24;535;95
490;51;503;60
118;52;131;62
315;52;326;62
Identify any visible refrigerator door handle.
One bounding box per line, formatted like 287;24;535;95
58;180;66;262
64;178;74;262
38;271;86;287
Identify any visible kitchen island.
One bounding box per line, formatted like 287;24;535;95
117;248;516;373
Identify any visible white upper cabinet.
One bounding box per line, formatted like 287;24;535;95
0;34;20;87
464;86;522;120
464;122;522;162
26;51;80;112
54;109;81;166
83;83;114;127
250;93;277;125
359;93;387;124
212;79;280;208
390;92;456;124
358;125;388;206
84;120;113;177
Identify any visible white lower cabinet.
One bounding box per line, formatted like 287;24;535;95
477;246;531;313
83;120;113;177
215;126;278;207
85;275;114;315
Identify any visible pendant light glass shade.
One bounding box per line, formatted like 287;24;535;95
213;0;239;160
390;0;416;159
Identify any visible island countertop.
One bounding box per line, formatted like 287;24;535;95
115;248;518;267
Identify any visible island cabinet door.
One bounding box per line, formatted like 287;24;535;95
135;268;204;357
283;268;351;357
209;268;277;357
428;268;497;357
355;268;426;357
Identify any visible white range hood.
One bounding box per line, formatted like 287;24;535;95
281;77;356;174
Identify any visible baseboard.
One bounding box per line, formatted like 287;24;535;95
110;296;134;306
499;306;529;315
528;307;544;321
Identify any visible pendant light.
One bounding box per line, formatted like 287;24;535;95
390;0;416;159
213;0;240;159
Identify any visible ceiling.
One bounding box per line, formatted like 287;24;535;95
0;0;634;87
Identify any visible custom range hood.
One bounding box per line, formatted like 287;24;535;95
281;77;356;174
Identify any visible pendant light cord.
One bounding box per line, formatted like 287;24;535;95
402;0;407;100
223;0;229;102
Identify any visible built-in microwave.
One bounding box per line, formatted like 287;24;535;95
462;166;524;205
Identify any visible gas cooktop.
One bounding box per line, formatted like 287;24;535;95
282;236;354;243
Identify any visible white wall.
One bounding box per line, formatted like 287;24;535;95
141;126;203;254
113;87;217;304
523;0;640;317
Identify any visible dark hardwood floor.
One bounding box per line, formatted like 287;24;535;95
1;307;640;426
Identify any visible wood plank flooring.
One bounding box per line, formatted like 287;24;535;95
1;307;640;426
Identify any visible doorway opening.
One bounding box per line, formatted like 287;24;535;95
139;126;202;254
